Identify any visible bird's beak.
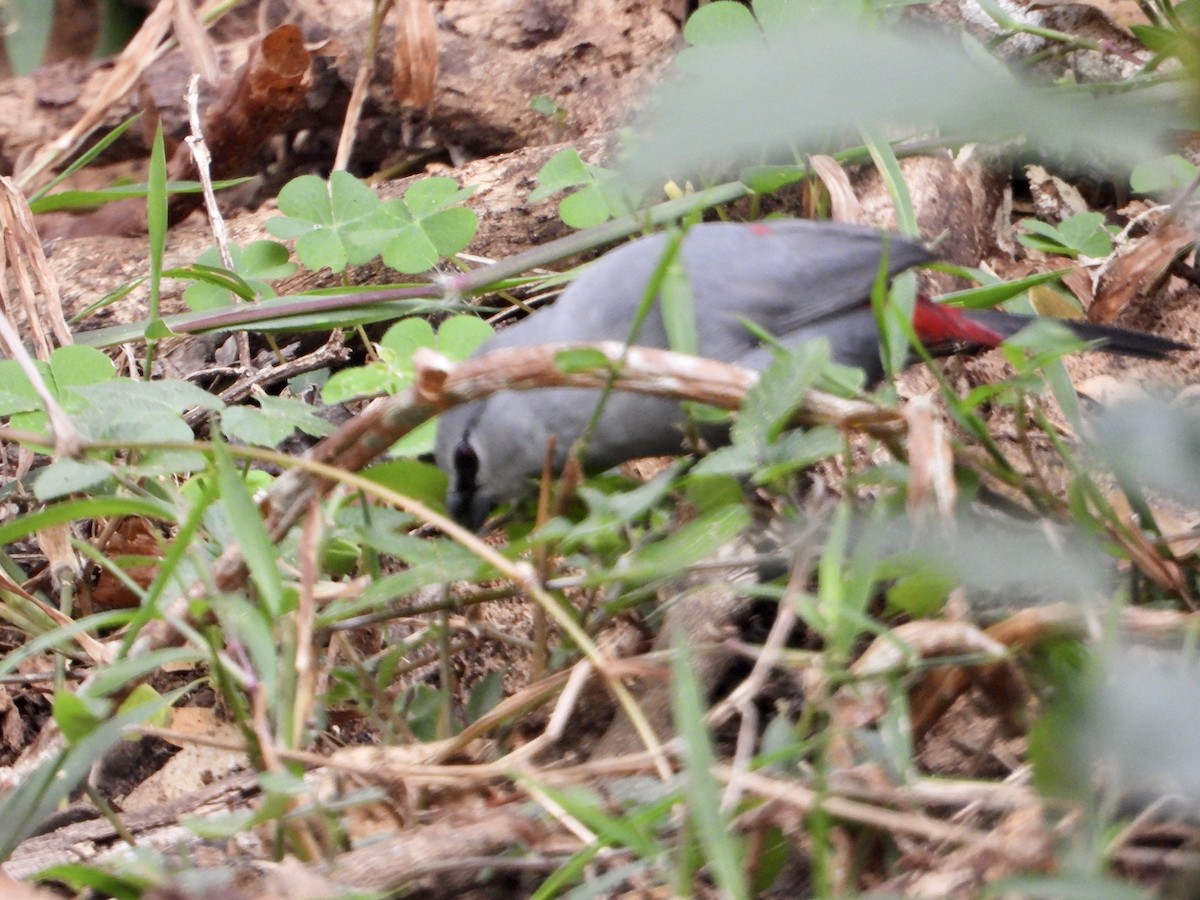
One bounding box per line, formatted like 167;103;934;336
448;488;496;532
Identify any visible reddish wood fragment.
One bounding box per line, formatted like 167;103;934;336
91;517;163;611
43;25;312;239
165;24;312;225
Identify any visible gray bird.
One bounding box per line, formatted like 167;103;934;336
435;219;1183;528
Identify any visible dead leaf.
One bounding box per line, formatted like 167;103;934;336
1093;223;1196;323
1026;164;1090;223
393;0;439;110
92;517;163;611
122;707;248;811
1039;267;1093;314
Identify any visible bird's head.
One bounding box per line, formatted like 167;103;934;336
444;436;494;531
435;395;551;530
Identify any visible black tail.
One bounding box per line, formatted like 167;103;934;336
966;310;1190;360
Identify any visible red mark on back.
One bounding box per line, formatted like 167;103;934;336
912;297;1005;348
747;223;773;236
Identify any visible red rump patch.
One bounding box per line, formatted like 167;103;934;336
912;296;1005;348
747;223;773;236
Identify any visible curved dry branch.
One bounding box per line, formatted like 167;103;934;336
270;341;907;540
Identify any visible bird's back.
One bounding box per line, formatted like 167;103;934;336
434;219;931;518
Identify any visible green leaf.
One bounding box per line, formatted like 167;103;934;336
612;504;750;584
53;691;108;743
1131;153;1198;194
465;670;505;722
1018;219;1063;241
27;864;144;899
328;170;381;223
557;184;607;229
529;93;564;118
359;459;447;509
554;347;613;373
387;419;438;457
683;0;760;46
237;239;296;279
1018;213;1113;259
739;164;808;193
293;230;345;273
1018;233;1073;256
0;358;47;415
210;592;284;706
176;265;257;310
689;442;759;477
435;314;494;361
754;425;844;483
403;175;473;215
672;633;750;900
222;396;335;447
379;317;437;370
48;345;115;391
377;211;442;273
143;318;183;340
529;148;591;203
529;150;629;227
1130;23;1197;60
34;458;115;500
74;378;225;414
321;364;394;404
266;171;382;272
733;340;830;450
885;558;954;617
322;535;361;578
29;112;144;206
561;465;683;551
0;496;175;546
938;269;1068;310
1057;212;1113;258
659;249;697;355
28;179;239;213
324;316;441;405
317;313;489;441
418;206;478;257
322;314;492;406
527;782;662;859
335;532;488;620
146;122;168;316
376;178;478;274
212;432;283;617
118;683;170;730
182;241;295;310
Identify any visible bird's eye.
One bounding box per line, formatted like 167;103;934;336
453;439;479;492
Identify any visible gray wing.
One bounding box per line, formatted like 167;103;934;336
434;220;932;506
481;219;932;363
